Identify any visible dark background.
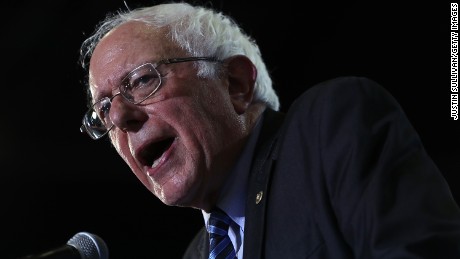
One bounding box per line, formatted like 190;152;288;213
2;1;458;258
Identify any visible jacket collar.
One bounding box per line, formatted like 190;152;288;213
243;108;285;259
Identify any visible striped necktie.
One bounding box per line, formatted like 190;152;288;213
208;208;237;259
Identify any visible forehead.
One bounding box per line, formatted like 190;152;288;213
88;21;184;95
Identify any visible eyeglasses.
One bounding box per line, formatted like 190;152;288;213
80;57;219;140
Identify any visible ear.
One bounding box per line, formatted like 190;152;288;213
224;55;257;114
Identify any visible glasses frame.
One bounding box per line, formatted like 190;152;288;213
80;56;219;140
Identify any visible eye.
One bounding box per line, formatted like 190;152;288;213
93;98;112;126
121;64;161;99
130;71;159;90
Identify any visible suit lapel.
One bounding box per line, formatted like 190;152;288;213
243;109;285;258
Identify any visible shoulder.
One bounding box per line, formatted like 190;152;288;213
290;76;399;112
283;76;408;133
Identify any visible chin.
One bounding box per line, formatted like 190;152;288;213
149;168;200;207
155;184;190;207
158;194;188;207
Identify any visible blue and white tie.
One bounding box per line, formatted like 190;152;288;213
208;208;237;259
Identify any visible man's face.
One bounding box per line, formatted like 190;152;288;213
88;22;248;210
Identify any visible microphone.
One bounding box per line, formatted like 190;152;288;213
17;232;109;259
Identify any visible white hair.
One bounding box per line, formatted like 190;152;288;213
80;2;280;110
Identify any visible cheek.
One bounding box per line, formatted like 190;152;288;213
169;98;221;141
109;130;126;157
110;131;141;176
173;97;238;166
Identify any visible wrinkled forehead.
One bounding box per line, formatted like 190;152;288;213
88;21;185;97
90;21;181;72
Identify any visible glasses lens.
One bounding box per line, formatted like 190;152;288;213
121;63;162;103
82;98;112;139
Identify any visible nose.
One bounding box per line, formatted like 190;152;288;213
109;94;148;133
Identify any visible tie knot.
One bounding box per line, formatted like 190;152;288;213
208;208;232;237
207;208;237;259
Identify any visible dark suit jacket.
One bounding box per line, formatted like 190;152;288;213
183;76;460;258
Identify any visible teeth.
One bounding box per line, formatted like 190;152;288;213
152;158;160;168
151;153;165;168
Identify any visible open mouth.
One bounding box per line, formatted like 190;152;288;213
138;137;175;168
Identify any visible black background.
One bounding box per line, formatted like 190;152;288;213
2;1;458;258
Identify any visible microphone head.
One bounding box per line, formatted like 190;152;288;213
67;232;109;259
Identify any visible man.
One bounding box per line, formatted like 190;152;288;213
79;2;460;258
